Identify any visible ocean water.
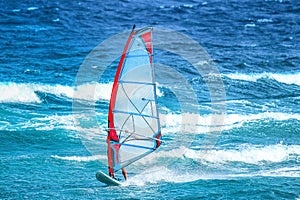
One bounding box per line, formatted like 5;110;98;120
1;0;300;199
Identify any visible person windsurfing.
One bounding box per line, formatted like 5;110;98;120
107;123;128;180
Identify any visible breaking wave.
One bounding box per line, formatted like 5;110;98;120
224;72;300;86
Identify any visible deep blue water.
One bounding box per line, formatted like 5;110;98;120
1;0;300;199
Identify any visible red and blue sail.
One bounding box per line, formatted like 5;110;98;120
107;26;162;174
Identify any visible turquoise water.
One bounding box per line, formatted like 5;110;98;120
1;0;300;199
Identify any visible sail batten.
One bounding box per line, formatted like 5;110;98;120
107;26;161;174
126;54;153;58
113;110;159;119
119;80;155;85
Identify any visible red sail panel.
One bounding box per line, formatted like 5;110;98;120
141;31;153;63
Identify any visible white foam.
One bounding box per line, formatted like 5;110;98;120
0;112;107;135
182;4;194;8
27;7;39;11
260;166;300;177
0;82;112;103
0;81;163;103
185;144;300;164
0;82;41;103
224;112;300;126
74;82;112;101
225;72;300;86
32;114;78;131
124;164;300;186
159;111;300;135
51;154;105;162
257;18;273;23
245;23;256;27
123;166;202;186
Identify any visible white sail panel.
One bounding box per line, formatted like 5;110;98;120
110;27;161;171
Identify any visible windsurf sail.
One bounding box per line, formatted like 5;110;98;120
107;25;162;175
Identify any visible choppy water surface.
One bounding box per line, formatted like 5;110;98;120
1;0;299;199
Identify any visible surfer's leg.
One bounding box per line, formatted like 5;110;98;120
107;140;115;178
122;168;128;180
108;166;115;178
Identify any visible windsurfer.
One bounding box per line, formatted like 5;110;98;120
107;126;128;180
